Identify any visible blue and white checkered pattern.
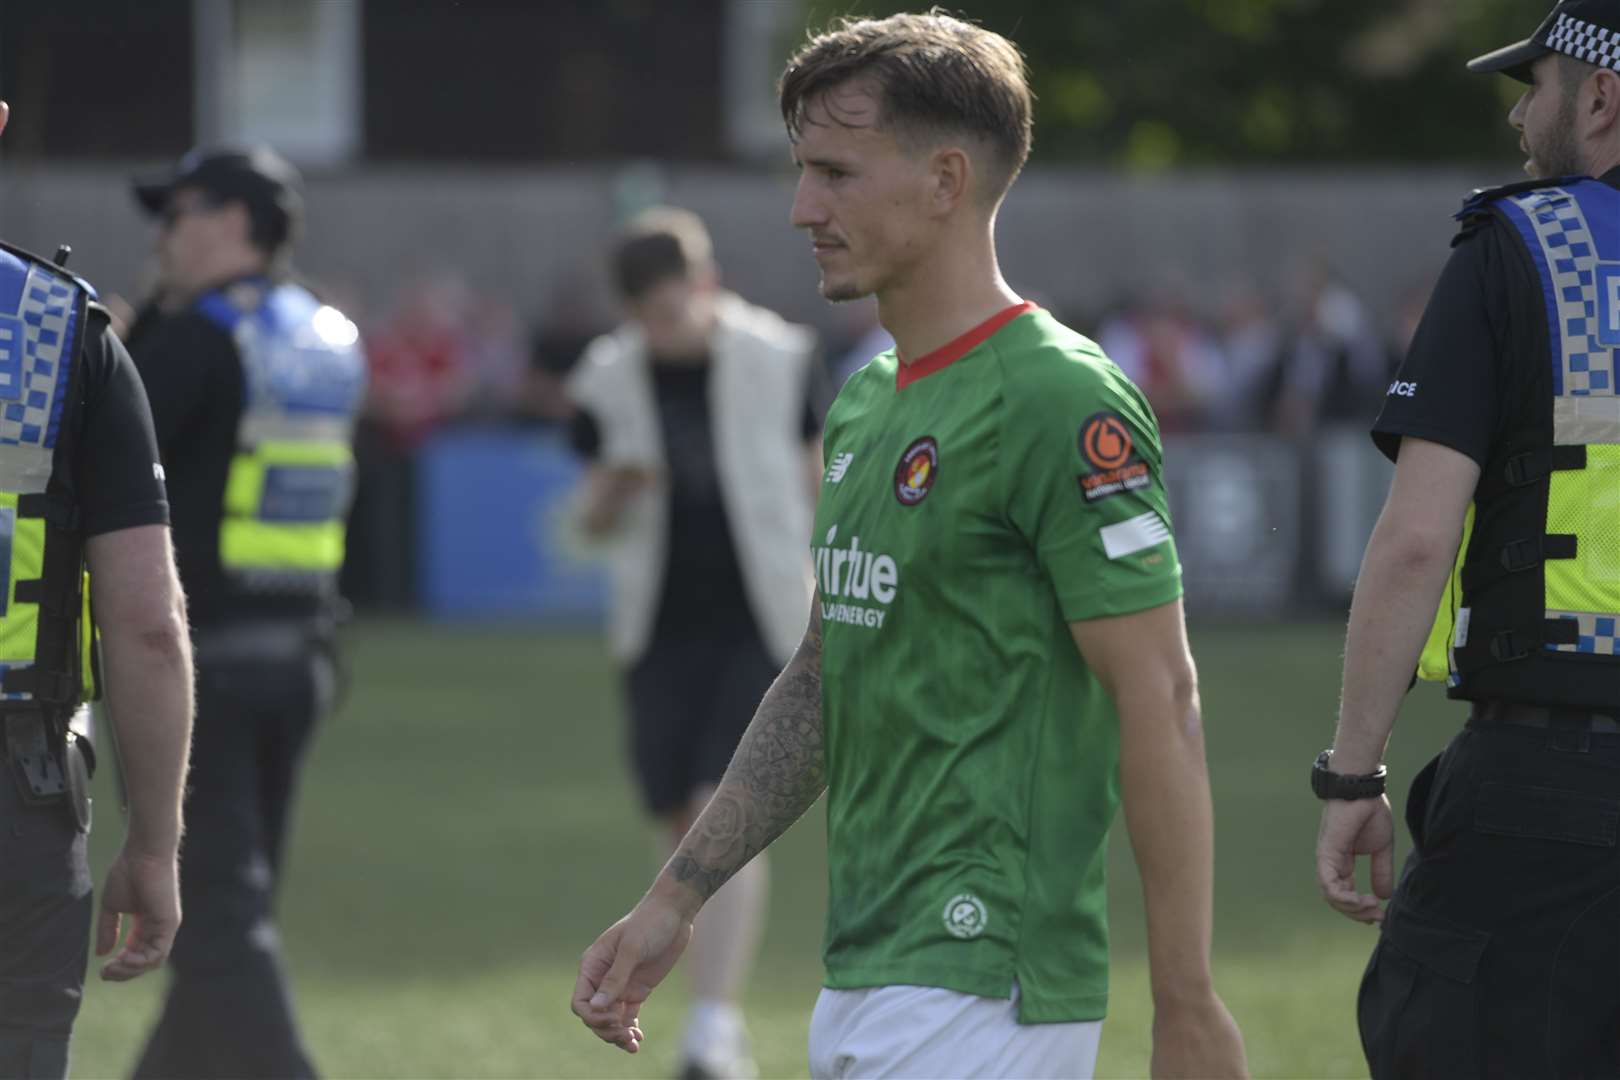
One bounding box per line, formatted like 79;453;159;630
1510;188;1616;398
1546;610;1620;655
0;270;75;456
1548;13;1620;71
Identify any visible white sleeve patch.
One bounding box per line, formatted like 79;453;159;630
1100;510;1170;560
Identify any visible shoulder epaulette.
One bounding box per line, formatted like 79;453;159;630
0;238;98;299
1454;174;1589;221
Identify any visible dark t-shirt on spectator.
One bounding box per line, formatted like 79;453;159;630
570;354;821;643
1369;167;1620;465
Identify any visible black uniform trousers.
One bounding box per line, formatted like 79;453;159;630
0;739;89;1080
1359;704;1620;1079
132;638;334;1080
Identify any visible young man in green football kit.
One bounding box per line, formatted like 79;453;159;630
573;13;1248;1078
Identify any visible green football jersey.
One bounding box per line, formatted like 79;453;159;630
812;303;1182;1023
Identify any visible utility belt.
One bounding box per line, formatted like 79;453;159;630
1466;700;1620;737
193;617;335;666
0;704;94;831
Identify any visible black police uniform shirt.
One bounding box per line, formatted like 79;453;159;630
62;313;171;540
1373;166;1620;466
570;355;822;642
125;278;318;627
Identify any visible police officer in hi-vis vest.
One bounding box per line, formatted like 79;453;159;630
1312;2;1620;1075
0;100;194;1078
120;147;364;1078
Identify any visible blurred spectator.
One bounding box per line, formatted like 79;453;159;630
1272;264;1389;436
1211;280;1285;432
1097;280;1225;432
563;206;820;1080
526;270;614;422
1387;276;1436;364
363;275;478;451
462;293;528;420
343;275;479;612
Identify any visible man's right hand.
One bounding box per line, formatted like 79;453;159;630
96;844;181;981
1316;795;1395;924
570;897;694;1053
1151;992;1249;1079
580;465;658;536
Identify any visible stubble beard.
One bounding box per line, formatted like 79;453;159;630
1529;97;1585;179
819;275;868;303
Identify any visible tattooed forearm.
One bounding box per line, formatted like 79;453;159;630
665;608;825;902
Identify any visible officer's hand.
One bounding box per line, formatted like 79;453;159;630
1316;795;1395;924
571;899;693;1053
96;844;181;981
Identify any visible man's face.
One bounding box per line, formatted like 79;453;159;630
789;80;936;303
626;274;714;358
154;186;239;293
1510;54;1584;180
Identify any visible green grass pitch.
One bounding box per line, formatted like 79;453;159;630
67;618;1455;1078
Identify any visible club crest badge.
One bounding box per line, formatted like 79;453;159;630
943;893;988;939
894;436;939;506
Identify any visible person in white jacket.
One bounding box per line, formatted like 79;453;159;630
564;206;822;1080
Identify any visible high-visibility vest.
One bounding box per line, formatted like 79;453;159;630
0;242;102;717
1418;177;1620;711
195;281;365;596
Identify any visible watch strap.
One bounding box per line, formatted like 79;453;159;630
1311;749;1388;800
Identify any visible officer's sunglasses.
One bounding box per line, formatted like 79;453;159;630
159;195;224;229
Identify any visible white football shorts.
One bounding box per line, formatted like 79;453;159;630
808;982;1103;1079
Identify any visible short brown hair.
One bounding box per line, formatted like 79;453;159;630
610;206;714;301
778;10;1033;202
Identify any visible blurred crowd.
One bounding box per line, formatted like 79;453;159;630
346;261;1432;450
337;260;1431;610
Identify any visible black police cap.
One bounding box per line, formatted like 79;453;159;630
1468;0;1620;83
132;146;303;234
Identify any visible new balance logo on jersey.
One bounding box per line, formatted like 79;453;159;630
826;452;855;483
812;524;897;629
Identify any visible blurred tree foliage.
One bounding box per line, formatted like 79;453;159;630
793;0;1542;167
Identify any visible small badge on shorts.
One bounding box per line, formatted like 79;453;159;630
895;436;939;506
943;892;988;939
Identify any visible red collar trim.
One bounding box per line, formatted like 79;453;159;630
895;301;1038;390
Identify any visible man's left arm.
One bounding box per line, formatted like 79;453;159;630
1316;437;1478;923
1070;600;1247;1080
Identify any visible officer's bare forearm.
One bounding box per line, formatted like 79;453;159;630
1332;518;1455;773
1333;440;1476;774
655;609;824;915
87;528;194;857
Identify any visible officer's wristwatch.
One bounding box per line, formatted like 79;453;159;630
1310;750;1387;801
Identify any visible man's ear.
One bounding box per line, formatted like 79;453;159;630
1585;67;1620;139
0;101;10;140
928;145;972;217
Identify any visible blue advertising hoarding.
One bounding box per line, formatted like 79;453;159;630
416;427;607;621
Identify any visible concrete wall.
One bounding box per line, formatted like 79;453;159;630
0;162;1510;334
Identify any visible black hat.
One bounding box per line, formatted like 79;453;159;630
1468;0;1620;83
132;146;303;246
